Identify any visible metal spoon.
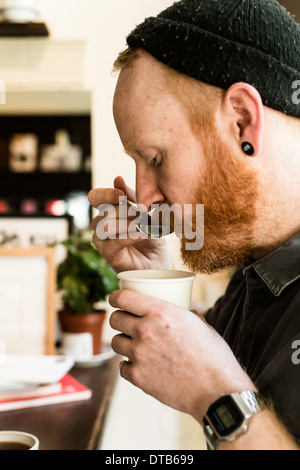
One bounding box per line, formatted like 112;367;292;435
126;200;173;239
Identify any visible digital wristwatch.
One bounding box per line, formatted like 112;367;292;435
203;391;262;450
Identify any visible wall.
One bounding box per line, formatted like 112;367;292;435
278;0;300;21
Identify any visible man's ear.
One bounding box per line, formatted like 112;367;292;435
221;82;264;157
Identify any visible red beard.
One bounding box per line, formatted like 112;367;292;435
181;125;258;275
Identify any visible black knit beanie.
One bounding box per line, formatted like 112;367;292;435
126;0;300;118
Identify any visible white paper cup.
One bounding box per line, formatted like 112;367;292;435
118;270;196;310
0;431;39;450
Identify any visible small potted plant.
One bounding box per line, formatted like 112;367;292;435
57;232;119;356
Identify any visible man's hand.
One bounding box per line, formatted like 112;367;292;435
88;176;172;274
109;288;255;423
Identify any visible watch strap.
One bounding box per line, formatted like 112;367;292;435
234;390;261;414
204;391;262;450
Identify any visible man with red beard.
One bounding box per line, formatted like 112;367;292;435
89;0;300;449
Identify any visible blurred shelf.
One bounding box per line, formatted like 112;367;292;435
0;38;85;91
0;91;91;116
0;22;49;37
0;171;92;199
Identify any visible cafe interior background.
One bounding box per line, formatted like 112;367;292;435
0;0;298;451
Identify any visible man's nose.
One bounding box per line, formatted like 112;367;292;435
135;167;165;211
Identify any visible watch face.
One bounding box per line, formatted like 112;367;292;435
206;396;245;437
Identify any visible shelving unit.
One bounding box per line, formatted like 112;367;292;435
0;113;92;214
0;22;49;37
0;37;92;228
0;171;92;199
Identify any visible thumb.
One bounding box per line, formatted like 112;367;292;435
114;176;136;203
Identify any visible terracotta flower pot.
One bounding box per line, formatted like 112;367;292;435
59;310;106;356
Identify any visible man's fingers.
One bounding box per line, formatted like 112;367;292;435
109;290;148;317
109;289;175;318
119;360;135;384
110;309;139;337
114;176;136;203
91;215;101;231
111;333;132;358
90;196;146;240
94;217;147;241
88;187;124;208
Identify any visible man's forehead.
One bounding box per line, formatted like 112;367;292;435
115;52;166;98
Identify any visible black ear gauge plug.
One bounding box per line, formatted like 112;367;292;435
241;142;255;156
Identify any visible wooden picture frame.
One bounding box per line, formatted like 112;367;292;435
0;215;72;264
0;247;56;355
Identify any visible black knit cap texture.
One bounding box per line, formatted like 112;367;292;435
127;0;300;118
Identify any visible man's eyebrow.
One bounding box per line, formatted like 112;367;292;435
124;139;143;155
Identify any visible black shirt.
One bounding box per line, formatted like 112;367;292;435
206;232;300;444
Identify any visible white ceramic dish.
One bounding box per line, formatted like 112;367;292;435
0;354;74;384
0;0;39;22
2;8;38;22
75;344;116;368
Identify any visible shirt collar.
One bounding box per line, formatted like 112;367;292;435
243;232;300;297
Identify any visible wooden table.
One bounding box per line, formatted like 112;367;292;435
0;356;120;450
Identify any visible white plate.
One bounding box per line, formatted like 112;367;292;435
74;344;116;368
0;354;74;384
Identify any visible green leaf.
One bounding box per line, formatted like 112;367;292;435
61;275;89;314
57;231;119;314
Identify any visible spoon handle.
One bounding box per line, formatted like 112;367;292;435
126;200;172;238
